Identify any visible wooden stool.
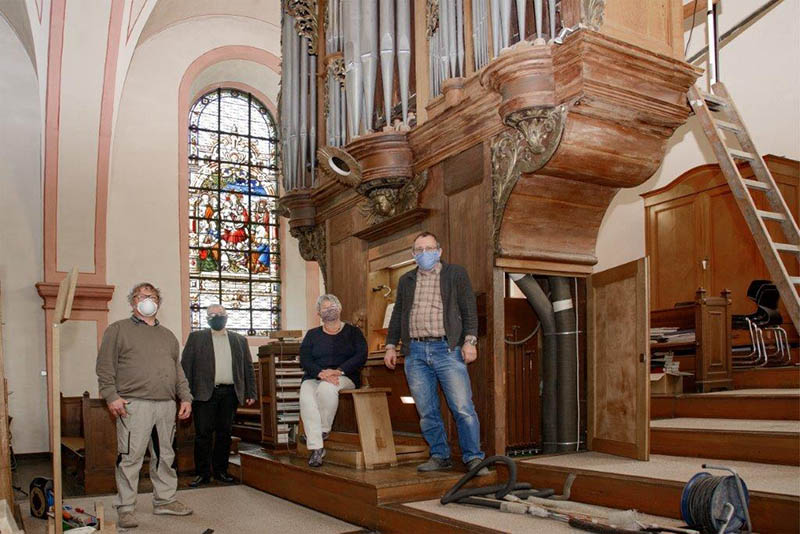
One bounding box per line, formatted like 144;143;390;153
339;387;397;469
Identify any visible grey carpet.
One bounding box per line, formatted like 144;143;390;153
20;485;357;534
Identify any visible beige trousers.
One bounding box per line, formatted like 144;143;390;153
114;399;178;513
299;376;355;450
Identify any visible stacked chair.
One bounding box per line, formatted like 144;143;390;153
732;280;791;367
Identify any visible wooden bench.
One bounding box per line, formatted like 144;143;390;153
297;387;427;469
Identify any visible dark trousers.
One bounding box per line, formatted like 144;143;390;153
192;385;238;477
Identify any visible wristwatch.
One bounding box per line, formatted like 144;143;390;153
464;336;478;346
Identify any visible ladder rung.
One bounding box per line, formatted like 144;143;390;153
729;149;755;161
701;91;728;108
715;119;742;133
742;178;770;191
774;243;800;253
757;210;786;222
791;277;800;285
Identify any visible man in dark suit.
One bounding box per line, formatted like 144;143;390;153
181;304;256;486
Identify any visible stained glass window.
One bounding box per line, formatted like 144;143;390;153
188;88;280;336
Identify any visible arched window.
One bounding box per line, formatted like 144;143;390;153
187;88;280;335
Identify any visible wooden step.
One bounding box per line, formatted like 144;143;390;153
700;91;728;109
515;455;799;534
734;366;800;388
742;178;770;191
652;391;800;421
757;209;786;221
729;148;755;161
650;418;800;466
774;243;800;253
714;118;742;133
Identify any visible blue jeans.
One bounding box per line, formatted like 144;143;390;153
404;340;484;463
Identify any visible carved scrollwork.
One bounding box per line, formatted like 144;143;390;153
358;170;429;225
290;225;328;289
328;57;345;85
286;0;319;54
492;105;566;254
426;0;439;40
581;0;605;32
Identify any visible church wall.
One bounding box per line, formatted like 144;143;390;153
0;14;48;453
108;16;314;356
595;0;800;273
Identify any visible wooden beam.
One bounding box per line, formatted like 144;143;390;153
683;0;719;21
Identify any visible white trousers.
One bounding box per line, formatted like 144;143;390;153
299;376;355;450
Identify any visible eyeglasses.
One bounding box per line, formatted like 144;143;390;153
412;246;440;255
208;312;228;318
134;294;158;302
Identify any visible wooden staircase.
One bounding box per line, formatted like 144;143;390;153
688;82;800;330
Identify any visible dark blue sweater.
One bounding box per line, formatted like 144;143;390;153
299;323;367;388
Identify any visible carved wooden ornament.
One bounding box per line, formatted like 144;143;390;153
290;225;328;289
491;105;567;253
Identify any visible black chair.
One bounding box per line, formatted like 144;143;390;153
733;281;788;367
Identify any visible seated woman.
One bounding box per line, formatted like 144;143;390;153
299;294;367;467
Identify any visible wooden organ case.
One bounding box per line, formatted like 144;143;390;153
280;0;700;460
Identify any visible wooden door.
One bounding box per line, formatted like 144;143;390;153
587;258;650;460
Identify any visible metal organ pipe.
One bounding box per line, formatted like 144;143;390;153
396;0;411;124
379;0;395;128
500;0;511;48
534;0;543;41
515;0;526;43
490;0;501;58
298;37;309;187
360;0;378;134
343;0;362;139
309;53;317;186
548;0;556;41
456;0;464;76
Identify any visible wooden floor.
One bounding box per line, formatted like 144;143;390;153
240;449;502;533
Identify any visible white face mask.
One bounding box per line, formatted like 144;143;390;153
136;298;158;317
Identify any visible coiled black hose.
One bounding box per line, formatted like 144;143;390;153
441;456;532;504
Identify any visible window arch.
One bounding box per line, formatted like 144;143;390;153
187;88;280;335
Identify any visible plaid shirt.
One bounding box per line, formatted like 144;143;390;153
409;263;446;338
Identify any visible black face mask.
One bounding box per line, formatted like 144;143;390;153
208;315;227;331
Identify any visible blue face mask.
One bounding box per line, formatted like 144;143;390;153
414;249;441;271
208;315;227;331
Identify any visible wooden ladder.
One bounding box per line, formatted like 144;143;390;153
688;82;800;330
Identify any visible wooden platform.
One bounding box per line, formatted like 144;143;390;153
650;417;800;466
516;453;800;534
652;389;800;420
240;449;500;533
733;365;800;389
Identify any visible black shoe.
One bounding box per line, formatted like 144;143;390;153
417;457;453;472
188;475;211;488
214;472;235;483
308;448;326;468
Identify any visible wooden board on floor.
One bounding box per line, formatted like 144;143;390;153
651;393;800;420
734;366;800;389
650;427;800;466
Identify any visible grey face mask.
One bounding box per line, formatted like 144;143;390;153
320;308;340;322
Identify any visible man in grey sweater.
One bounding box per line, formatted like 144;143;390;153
96;282;193;529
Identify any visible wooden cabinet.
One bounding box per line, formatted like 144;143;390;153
257;342;302;448
644;156;799;354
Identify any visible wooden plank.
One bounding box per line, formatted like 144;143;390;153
733;367;800;389
651;394;800;421
378;503;505;534
350;391;398;469
515;461;799;534
588;258;650;460
0;284;13;513
651;427;800;466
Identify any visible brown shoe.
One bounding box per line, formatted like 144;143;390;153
117;511;138;528
153;500;193;516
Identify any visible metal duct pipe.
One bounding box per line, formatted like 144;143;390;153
549;277;578;453
397;0;411;124
379;0;395;128
361;0;378;133
343;0;362;139
510;274;557;454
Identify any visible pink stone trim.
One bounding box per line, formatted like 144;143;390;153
126;0;147;43
177;46;281;341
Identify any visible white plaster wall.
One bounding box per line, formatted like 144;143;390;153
60;321;99;397
0;15;47;453
594;1;800;273
56;0;111;272
108;16;311;343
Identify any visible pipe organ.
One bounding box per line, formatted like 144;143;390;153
280;0;698;456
